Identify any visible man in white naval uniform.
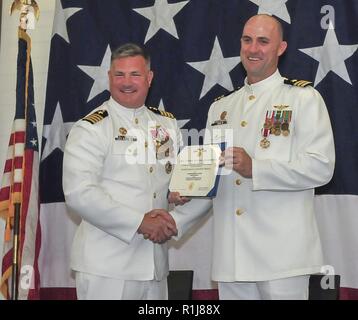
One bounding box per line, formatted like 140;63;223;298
63;43;182;299
170;15;335;299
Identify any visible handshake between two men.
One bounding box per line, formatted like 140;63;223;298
137;192;190;244
136;147;253;243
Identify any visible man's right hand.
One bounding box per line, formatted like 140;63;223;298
168;192;191;206
137;209;177;244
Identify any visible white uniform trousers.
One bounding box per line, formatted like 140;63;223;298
218;275;310;300
76;272;168;300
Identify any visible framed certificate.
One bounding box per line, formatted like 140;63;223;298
169;144;224;198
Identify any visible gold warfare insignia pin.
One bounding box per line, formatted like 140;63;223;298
273;105;289;111
115;127;128;141
220;111;227;121
211;111;228;126
119;127;127;136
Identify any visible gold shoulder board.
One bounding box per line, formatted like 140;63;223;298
284;78;313;87
148;107;175;119
82;110;108;124
214;87;240;101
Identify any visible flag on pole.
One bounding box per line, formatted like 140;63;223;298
0;27;41;300
39;0;358;299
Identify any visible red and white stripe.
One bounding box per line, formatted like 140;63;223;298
1;118;40;299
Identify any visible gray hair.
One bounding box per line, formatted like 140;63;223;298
111;43;151;69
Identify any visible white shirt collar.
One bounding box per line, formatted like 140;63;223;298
244;70;283;98
108;96;146;119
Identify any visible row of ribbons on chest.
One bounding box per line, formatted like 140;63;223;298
260;110;292;149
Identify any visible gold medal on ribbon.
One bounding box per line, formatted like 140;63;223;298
273;110;282;136
260;138;270;149
260;111;272;148
281;111;292;137
263;121;272;130
281;122;290;136
273;123;281;136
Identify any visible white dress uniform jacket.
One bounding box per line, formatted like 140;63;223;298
63;97;181;281
172;70;335;282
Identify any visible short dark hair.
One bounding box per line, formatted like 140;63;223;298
111;43;151;68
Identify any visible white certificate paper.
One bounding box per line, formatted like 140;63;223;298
169;144;222;197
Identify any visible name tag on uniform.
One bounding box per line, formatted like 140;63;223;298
115;135;137;142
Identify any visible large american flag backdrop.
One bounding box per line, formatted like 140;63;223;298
38;0;358;299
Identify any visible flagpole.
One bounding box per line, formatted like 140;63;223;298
9;0;39;301
10;204;20;300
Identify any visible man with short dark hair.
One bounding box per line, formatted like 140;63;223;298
63;43;181;299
